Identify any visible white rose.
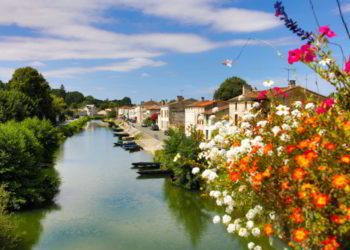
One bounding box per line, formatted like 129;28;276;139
238;227;249;237
192;167;200;175
222;215;232;224
246;220;254;229
212;215;221;224
248;242;255;249
252;227;261;237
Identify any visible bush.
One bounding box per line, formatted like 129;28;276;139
59;117;91;137
0;186;18;249
0;119;60;210
155;127;204;190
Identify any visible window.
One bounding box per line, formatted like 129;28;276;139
244;102;247;110
235;102;238;111
235;114;238;125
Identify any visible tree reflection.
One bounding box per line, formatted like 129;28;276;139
11;204;60;250
163;179;216;247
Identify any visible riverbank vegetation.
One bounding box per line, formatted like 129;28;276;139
154;127;204;190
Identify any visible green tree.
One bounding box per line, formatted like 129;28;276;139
0;81;5;90
213;76;251;101
107;109;116;119
51;84;66;99
51;95;67;122
65;91;85;107
7;67;55;122
0;90;35;122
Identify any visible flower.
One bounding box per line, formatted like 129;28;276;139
290;208;304;223
253;246;262;250
247;242;255;249
321;236;340;250
319;58;332;66
263;80;275;87
332;174;349;189
252;227;261;237
257;90;268;100
292;168;307;181
313;193;330;208
288;48;301;64
345;58;350;74
212;215;221;224
319;25;336;38
305;102;315;110
192;167;200;175
246;220;254;229
227;223;236;233
292;228;309;243
222;214;232;224
340;155;350;164
300;44;316;62
264;224;274;236
317;98;335;114
238;227;249;237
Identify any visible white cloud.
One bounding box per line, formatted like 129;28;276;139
29;61;46;67
44;58;165;78
0;67;14;82
341;3;350;13
0;0;282;75
140;73;150;77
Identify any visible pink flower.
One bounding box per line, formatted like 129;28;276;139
288;49;301;64
300;44;316;63
273;87;288;97
316;98;335;114
319;26;336;38
257;90;268;100
344;58;350;74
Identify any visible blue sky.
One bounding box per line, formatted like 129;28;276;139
0;0;349;103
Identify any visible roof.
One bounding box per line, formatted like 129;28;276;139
186;100;216;108
229;86;293;102
203;104;229;115
145;104;160;111
141;100;160;107
162;98;197;108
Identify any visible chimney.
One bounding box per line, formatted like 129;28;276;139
288;80;296;87
201;97;205;101
177;96;184;102
242;84;252;95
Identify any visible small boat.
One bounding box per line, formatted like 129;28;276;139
121;136;134;141
113;128;123;132
137;169;173;176
132;162;160;167
131;165;159;170
114;133;129;138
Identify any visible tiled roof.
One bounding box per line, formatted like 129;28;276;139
186;100;216;107
203;104;229;115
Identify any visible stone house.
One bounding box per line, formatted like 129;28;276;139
158;96;197;131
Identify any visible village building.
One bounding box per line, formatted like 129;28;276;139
229;80;326;125
118;106;133;119
158;96;197;131
132;100;160;124
84;104;96;117
185;99;229;139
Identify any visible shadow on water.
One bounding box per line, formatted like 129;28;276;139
11;204;60;250
163;179;215;247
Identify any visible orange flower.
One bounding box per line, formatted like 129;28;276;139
262;166;272;178
290;208;304;223
332;174;349;189
340;155;350;164
280;165;289;174
252;172;263;187
281;181;290;190
263;144;273;155
324;142;337;151
298;140;310;149
313;193;330;208
304;150;318;160
229;171;241;182
298;191;307;199
318;165;328;171
295;154;312;168
322;236;340;250
344;121;350;130
330;215;345;225
286;145;297;153
297;127;306;134
292;168;307;181
292;228;309;243
263;224;274;236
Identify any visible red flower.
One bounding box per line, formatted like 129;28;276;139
292;168;307;181
332;174;349;189
290;208;304;223
229;171;241;182
288;48;301;64
341;155;350;164
317;98;335;114
330;215;345;224
319;26;336;38
286;145;297;153
322;236;340;250
273;87;288;97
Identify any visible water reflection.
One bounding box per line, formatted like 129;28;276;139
163;179;215;247
12;204;60;250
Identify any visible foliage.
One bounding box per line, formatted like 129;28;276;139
107;109;117;119
51;84;66;99
214;77;251;101
65;91;85;107
0;186;18;249
150;113;158;123
143;117;154;126
198;97;350;249
58;117;92;137
51;94;67;122
0;90;35;122
7;67;56;122
0;119;60;210
155;127;204;190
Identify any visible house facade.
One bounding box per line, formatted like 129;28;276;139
84;104;96;117
185;100;229;139
158;96;197;131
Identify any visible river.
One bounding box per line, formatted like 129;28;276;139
12;121;280;250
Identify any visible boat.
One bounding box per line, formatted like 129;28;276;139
114;133;129;138
137;169;173;176
131;164;159;170
132;162;160;167
121;136;134;141
113;128;123;132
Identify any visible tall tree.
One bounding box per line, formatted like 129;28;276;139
65;91;85;106
0;90;35;122
213;76;252;101
7;67;55;121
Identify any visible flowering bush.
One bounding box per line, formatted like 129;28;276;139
196;98;350;249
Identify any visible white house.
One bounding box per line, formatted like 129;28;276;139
84;104;96;117
185;100;229;139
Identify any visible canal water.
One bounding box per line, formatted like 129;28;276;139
12;121;280;250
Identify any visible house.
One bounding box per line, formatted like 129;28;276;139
84;104;96;117
158;96;197;131
132;100;160;124
185;99;229;139
118;106;133;119
229;80;327;125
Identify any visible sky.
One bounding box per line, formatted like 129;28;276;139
0;0;349;103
